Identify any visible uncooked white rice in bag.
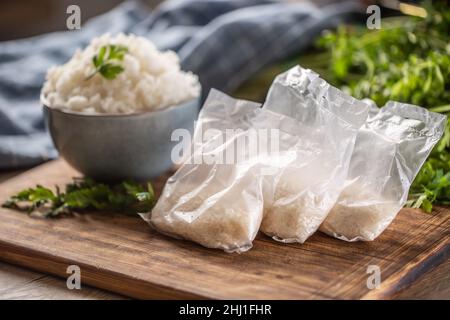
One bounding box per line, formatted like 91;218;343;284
261;66;369;243
320;101;446;241
141;90;264;253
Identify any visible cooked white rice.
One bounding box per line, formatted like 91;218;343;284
41;33;200;114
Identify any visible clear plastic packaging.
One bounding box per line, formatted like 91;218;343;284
320;101;447;241
141;90;264;253
261;66;369;243
142;66;444;250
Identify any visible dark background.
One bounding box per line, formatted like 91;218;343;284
0;0;163;41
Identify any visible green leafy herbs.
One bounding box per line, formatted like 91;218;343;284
317;6;450;109
2;178;156;218
85;44;128;80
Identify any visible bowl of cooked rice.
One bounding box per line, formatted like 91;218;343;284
41;33;201;181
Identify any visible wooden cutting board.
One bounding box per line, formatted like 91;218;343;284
0;159;448;299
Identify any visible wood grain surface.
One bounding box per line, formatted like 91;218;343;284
0;166;125;300
0;262;124;300
0;160;448;299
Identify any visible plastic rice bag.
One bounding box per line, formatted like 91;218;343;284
261;66;369;243
141;90;264;253
320;101;446;241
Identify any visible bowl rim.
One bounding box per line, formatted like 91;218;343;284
41;93;200;119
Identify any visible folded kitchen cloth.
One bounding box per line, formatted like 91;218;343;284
0;0;363;169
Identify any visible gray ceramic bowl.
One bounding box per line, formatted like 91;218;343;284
43;98;199;181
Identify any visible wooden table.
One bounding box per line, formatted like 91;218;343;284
0;167;448;300
0;168;124;299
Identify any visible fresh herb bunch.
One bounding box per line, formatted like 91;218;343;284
86;44;128;80
317;3;450;109
2;178;155;218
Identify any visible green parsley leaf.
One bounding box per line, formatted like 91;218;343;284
86;44;128;81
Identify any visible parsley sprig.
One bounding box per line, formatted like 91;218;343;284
85;44;128;80
2;178;155;218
